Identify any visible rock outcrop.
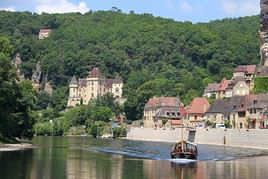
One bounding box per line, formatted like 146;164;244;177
31;62;42;91
260;0;268;66
44;75;53;95
12;53;25;81
259;0;268;74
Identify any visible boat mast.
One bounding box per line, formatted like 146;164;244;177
181;124;184;151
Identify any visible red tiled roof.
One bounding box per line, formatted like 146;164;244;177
234;65;256;74
170;120;182;125
179;106;187;116
219;78;230;91
188;98;210;114
145;97;181;108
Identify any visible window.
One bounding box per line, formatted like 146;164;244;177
73;89;75;92
166;112;170;116
172;112;175;116
91;93;94;97
254;109;257;114
194;116;197;120
92;87;94;91
238;112;245;117
116;87;119;93
92;82;94;85
250;109;253;114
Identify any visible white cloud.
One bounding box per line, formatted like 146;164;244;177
0;6;15;12
35;0;89;14
180;0;193;13
220;0;259;16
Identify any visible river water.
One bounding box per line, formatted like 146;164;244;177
0;136;268;179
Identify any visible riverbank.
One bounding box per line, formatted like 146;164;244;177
0;143;34;151
127;127;268;150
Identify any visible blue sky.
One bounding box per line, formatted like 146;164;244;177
0;0;260;22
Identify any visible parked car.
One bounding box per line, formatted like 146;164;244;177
195;124;204;128
216;124;226;129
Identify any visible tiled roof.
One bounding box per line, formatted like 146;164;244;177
248;94;268;109
69;76;78;85
226;77;246;90
234;65;256;74
187;98;210;114
219;78;230;91
105;78;122;88
154;107;185;119
88;67;103;78
205;83;220;93
78;78;87;87
145;97;181;108
207;95;257;116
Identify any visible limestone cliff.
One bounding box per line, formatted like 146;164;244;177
31;62;42;91
12;53;25;81
259;0;268;74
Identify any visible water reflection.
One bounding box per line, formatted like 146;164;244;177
0;137;268;179
143;160;199;179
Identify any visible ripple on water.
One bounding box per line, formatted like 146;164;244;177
88;140;268;162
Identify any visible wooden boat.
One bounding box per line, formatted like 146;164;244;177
170;140;198;160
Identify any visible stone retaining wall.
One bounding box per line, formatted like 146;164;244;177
127;128;268;149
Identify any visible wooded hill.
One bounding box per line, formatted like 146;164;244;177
0;10;260;120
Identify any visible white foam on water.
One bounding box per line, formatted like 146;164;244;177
167;158;197;163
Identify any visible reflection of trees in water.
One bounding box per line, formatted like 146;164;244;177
171;162;199;179
0;149;34;179
143;160;199;179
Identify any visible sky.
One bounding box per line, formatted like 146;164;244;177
0;0;260;23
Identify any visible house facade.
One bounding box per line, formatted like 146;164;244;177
204;65;256;99
67;67;123;107
232;81;249;96
204;78;229;99
233;65;256;90
205;94;268;129
143;97;186;128
186;98;210;127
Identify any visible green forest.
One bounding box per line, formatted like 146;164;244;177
0;10;261;138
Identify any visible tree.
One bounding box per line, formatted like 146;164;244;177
34;91;51;110
0;36;34;140
91;106;114;122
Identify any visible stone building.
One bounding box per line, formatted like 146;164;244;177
186;98;210;127
205;94;268;129
67;67;123;107
39;29;52;39
143;97;186;128
204;65;256;99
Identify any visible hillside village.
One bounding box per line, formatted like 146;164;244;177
143;64;268;130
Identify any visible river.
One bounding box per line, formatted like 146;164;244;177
0;136;268;179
